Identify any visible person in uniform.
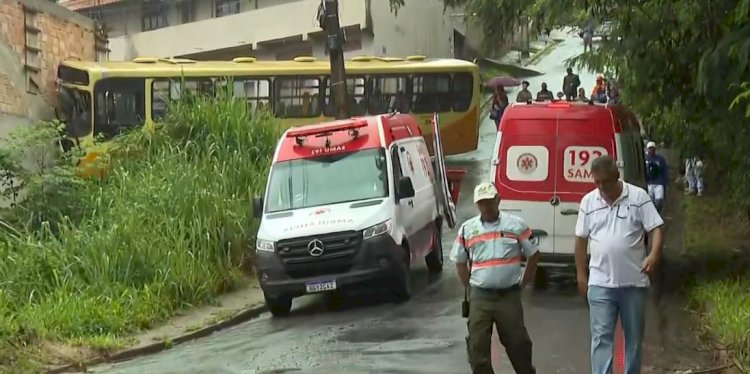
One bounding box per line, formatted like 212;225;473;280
450;182;540;374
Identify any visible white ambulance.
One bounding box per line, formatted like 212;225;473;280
252;114;458;316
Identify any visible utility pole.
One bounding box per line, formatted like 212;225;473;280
318;0;349;119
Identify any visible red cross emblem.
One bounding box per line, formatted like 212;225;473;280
517;153;538;174
310;208;330;216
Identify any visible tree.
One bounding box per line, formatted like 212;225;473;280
391;0;750;208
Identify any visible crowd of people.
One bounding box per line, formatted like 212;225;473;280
489;69;622;128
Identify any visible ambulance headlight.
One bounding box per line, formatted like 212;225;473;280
363;220;392;239
256;238;275;252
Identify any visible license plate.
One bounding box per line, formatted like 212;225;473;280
305;279;337;293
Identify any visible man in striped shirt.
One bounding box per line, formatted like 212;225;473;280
450;182;541;374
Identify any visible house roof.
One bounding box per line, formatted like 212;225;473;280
57;0;126;11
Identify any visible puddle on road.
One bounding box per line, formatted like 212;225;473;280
361;338;455;354
337;324;418;343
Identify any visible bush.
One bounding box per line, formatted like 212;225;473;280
0;86;280;365
691;279;750;366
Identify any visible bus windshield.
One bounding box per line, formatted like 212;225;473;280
57;85;92;138
265;148;389;213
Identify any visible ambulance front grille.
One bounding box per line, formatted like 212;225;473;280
276;230;362;278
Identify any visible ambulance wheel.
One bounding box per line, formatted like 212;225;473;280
265;293;292;317
533;267;548;290
425;224;444;273
392;248;412;302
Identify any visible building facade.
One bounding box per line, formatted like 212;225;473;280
59;0;481;61
0;0;107;136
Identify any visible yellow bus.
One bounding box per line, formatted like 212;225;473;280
56;55;480;157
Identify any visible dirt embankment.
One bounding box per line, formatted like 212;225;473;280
646;149;750;373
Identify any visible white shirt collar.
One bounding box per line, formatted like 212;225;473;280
596;180;629;206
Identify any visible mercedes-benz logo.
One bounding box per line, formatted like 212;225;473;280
307;239;325;257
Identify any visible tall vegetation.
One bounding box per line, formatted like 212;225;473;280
392;0;750;207
0;86;280;367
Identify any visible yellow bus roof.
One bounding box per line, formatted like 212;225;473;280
60;56;479;78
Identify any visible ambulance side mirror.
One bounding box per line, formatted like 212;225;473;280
252;196;264;218
397;176;415;200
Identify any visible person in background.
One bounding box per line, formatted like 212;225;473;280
576;87;589;102
490;85;509;129
516;81;533;102
685;155;705;197
451;182;540;374
582;24;594;53
563;68;581;101
536;82;554;101
591;74;608;103
645;141;669;213
606;82;621;104
575;156;664;374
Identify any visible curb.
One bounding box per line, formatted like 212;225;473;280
46;303;268;373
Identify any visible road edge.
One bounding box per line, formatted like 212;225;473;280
527;38;563;66
45;303;268;373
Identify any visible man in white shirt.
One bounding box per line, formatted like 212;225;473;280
574;156;664;374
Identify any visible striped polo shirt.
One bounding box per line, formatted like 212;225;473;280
575;181;664;288
450;213;539;289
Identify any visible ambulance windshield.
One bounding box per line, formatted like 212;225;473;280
265;148;389;213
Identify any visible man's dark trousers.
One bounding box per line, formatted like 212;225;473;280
466;286;536;374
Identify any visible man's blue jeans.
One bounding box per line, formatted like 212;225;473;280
588;286;648;374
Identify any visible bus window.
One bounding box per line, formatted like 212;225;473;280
452;73;473;111
152;79;170;121
152;78;214;120
57;65;90;86
94;78;145;139
273;76;321;118
232;78;271;113
177;79;215;98
323;76;366;117
412;74;451;113
368;75;409;114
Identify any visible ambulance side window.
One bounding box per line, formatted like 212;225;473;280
617;127;638;182
391;146;403;195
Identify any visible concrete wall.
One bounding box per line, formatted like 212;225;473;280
105;0;368;60
0;0;99;137
84;0;470;61
369;0;457;58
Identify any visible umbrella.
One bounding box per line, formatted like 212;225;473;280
485;76;521;88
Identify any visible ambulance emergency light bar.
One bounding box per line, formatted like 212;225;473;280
286;118;369;146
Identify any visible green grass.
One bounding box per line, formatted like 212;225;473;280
684;195;750;367
0;85;281;368
691;279;750;365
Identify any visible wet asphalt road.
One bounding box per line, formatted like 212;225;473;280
92;32;598;374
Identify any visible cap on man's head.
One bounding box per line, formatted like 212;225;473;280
646;141;656;149
474;182;498;203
